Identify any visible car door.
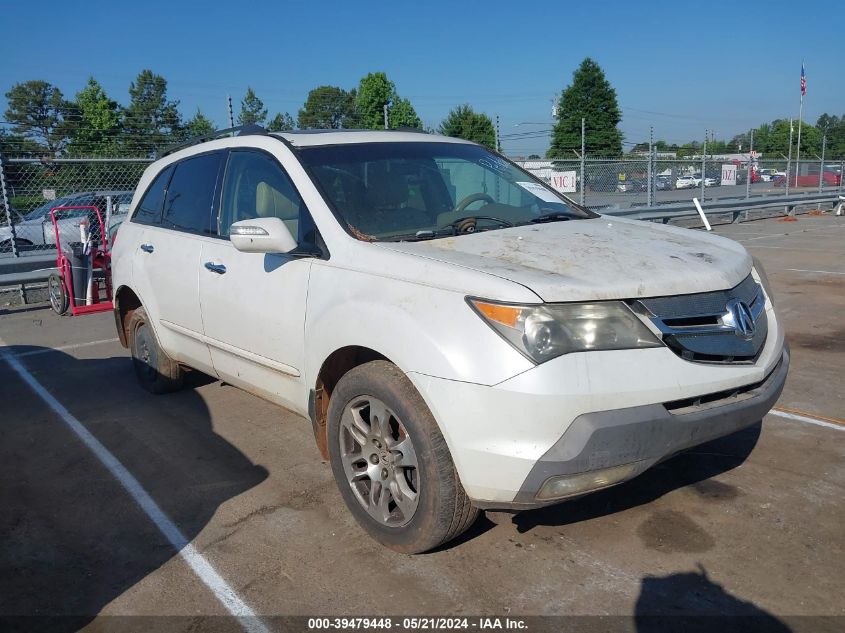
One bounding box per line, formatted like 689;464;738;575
131;151;225;375
198;149;313;414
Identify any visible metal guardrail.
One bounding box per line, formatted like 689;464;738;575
602;192;842;224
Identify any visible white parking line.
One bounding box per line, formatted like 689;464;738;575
784;268;845;276
0;337;269;633
770;409;845;432
15;338;120;358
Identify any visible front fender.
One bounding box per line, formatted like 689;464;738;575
304;263;533;392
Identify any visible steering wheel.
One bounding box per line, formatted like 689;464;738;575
454;192;495;214
447;215;514;234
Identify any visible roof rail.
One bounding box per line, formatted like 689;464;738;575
159;124;268;157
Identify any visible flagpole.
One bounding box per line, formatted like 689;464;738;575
795;61;804;187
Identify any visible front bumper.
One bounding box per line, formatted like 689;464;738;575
409;303;787;508
511;345;788;508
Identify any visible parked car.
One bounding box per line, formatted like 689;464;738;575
625;178;649;192
775;169;842;188
0;190;132;249
111;128;787;553
655;175;674;190
675;175;697;189
586;173;621;192
703;176;719;187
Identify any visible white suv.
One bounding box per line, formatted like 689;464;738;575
111;128;788;553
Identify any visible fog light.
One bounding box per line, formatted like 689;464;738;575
536;462;643;500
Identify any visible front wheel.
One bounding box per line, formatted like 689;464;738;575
327;361;478;553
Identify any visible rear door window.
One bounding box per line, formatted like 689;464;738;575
162;152;224;235
133;165;173;225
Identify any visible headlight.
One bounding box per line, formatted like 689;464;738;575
751;258;774;306
468;299;663;364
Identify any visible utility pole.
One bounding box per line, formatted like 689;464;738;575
580;117;586;206
819;134;826;193
746;129;753;199
647;126;654;207
383;104;389;130
227;95;235;134
795;63;805;188
495;114;501;153
785;119;794;197
700;130;707;201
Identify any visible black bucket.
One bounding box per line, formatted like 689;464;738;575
68;242;89;307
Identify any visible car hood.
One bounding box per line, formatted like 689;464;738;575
377;217;752;302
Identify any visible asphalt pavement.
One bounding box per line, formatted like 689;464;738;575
1;214;843;632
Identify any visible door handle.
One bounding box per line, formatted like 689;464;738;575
140;243;154;253
204;262;227;274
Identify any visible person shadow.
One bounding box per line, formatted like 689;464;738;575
634;564;793;633
0;346;268;632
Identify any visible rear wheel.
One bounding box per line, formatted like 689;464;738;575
327;361;478;553
128;306;184;394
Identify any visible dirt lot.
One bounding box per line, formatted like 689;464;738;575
1;214;843;632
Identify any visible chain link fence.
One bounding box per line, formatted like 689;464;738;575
1;149;843;260
0;157;151;257
514;155;844;211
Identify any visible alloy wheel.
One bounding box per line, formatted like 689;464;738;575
339;396;420;527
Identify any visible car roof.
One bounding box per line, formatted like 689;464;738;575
272;129;474;148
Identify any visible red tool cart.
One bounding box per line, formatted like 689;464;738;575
47;205;114;316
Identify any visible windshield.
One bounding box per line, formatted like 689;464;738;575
299;141;596;241
23;193;89;221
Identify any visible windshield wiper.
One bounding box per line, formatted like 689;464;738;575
529;211;574;224
381;228;456;242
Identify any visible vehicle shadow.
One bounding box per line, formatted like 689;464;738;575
634;564;792;633
0;346;268;632
511;422;762;534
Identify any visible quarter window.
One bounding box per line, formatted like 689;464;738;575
219;150;304;239
132;165;173;225
162;152;223;235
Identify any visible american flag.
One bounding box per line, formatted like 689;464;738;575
800;63;806;96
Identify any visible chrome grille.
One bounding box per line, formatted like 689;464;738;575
632;274;768;364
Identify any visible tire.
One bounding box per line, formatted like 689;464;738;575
327;360;478;553
47;272;69;315
128;306;184;394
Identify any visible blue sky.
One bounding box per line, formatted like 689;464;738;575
1;0;842;156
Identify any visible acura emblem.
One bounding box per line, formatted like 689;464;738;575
725;299;755;340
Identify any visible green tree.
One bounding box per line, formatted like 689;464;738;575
4;80;73;155
389;96;422;129
355;72;422;129
676;141;700;158
817;113;845;157
122;69;182;156
0;128;43;157
752;119;820;157
267;112;296;131
184;109;216;138
438;104;496;149
548;58;622;157
298;86;357;129
238;87;267;125
65;77;121;156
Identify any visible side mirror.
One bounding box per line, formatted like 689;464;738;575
230;217;297;254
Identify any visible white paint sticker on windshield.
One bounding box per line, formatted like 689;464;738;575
516;181;562;203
